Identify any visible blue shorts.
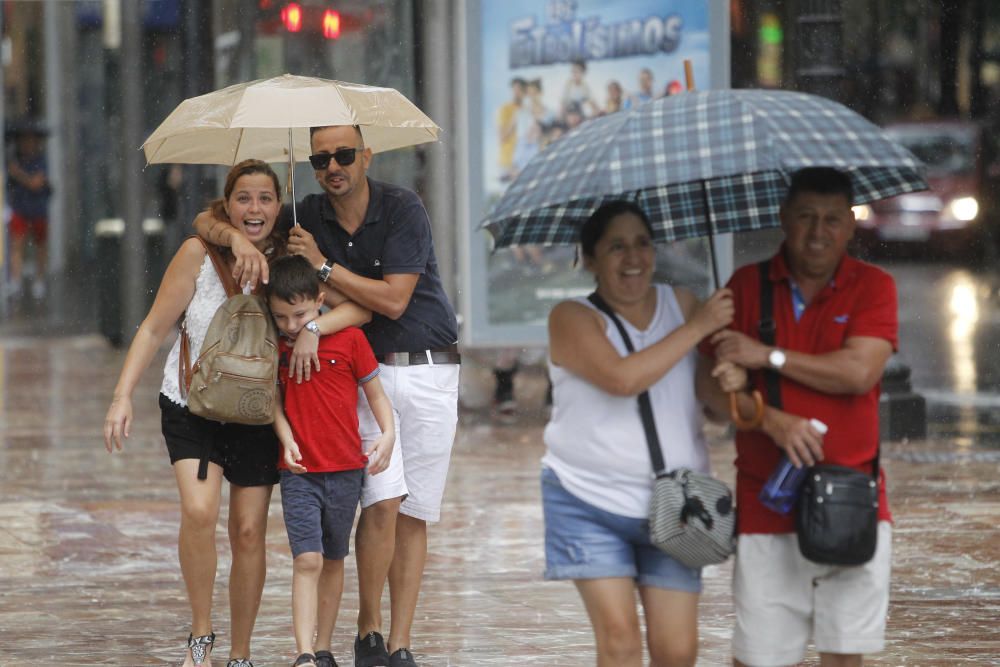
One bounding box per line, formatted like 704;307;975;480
280;469;364;560
541;467;702;592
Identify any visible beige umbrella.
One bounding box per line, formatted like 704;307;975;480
143;73;440;163
141;74;440;222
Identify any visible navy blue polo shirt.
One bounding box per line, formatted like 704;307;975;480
278;178;458;356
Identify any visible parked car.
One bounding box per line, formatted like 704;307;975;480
852;121;1000;261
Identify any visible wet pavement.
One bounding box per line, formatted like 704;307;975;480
2;259;1000;665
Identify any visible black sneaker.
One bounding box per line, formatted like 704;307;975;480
354;632;389;667
389;648;418;667
315;649;338;667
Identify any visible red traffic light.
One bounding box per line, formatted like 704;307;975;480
322;9;341;39
281;2;302;32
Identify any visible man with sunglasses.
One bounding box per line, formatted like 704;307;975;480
193;124;459;667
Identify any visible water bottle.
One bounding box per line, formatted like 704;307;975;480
759;418;828;514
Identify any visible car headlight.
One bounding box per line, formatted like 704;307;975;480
944;196;979;222
852;204;872;223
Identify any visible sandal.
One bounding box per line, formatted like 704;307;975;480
187;632;216;666
227;660;254;667
293;654;317;667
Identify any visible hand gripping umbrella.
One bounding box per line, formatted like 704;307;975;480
142;73;440;223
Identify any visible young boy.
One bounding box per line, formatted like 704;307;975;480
266;255;395;667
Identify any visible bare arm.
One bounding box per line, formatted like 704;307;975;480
192;208;269;287
711;329;893;395
326;266;417;321
287;286;373;384
360;376;395;475
272;398;306;473
548;287;733;397
286;224;418;320
104;239;204;451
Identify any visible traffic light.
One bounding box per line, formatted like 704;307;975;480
281;3;303;33
322;9;341;40
258;2;345;39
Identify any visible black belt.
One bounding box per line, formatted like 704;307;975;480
375;344;461;366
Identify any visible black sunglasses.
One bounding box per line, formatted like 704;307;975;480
308;147;362;170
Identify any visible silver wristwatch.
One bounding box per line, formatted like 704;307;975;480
317;261;333;283
304;320;322;337
768;348;787;370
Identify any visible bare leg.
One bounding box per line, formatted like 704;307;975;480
355;497;402;636
227;483;272;661
10;235;26;283
386;514;427;653
292;552;324;656
174;459;224;667
638;585;699;667
315;558;346;652
574;577;643;667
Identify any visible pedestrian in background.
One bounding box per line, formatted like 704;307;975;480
5;120;51;300
542;201;740;666
194;123;460;667
709;167;897;666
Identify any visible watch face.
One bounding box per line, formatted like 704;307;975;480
769;349;786;368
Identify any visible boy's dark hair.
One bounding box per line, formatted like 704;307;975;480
265;255;321;304
786;167;853;204
580;201;653;258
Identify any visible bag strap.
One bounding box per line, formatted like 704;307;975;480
757;260;880;480
758;260;782;410
178;236;240;394
189;235;240;298
587;291;668;476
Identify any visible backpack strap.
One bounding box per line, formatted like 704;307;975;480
178;235;240;395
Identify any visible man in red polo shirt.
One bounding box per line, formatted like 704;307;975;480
709;167;897;667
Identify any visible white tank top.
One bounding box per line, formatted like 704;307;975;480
542;284;709;518
160;255;228;407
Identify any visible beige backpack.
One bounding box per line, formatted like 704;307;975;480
179;238;278;425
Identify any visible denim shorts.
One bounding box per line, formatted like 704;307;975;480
280;469;364;560
541;467;702;592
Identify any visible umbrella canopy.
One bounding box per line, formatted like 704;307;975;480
482;89;927;250
142;73;440;165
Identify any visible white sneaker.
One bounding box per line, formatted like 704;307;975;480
31;279;46;300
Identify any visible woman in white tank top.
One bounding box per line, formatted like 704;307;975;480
542;201;745;666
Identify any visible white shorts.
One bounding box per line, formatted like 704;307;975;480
357;363;459;522
732;522;892;666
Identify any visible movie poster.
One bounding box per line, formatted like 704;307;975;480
464;0;726;346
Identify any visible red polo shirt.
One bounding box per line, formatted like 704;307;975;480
277;327;380;473
714;247;897;534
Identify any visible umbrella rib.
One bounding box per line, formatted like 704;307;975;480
233;127;248;165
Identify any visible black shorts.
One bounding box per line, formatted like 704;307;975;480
159;393;280;486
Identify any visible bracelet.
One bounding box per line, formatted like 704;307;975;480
317;261;333;283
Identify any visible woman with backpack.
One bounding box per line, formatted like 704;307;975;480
102;159;364;667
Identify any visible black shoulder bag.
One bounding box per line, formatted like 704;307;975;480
757;261;880;566
587;291;735;568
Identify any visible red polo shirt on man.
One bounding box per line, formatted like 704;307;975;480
714;247;898;534
277;327;380;473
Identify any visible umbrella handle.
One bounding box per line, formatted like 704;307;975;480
730;390;765;430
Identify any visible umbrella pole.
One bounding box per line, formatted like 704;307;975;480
700;180;721;290
289;128;299;226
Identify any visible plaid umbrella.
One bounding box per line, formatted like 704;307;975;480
482;90;927;269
